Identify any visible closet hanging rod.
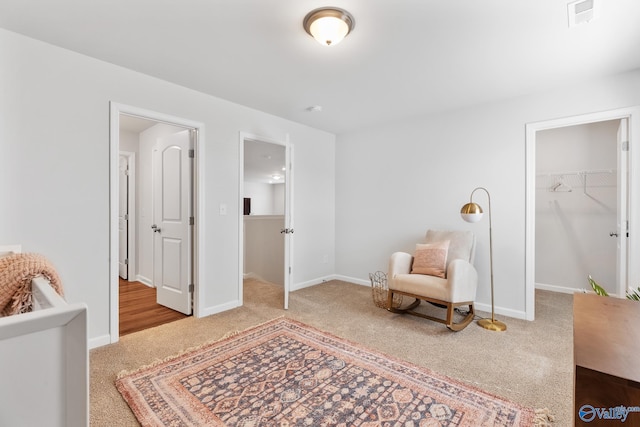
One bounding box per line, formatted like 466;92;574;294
536;169;614;177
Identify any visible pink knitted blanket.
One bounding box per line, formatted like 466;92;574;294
0;253;64;316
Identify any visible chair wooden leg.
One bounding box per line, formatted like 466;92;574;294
446;304;475;331
386;289;475;332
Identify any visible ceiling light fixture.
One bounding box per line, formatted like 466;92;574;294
303;7;355;46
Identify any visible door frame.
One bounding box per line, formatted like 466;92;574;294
525;106;640;319
119;151;136;281
109;102;206;343
238;132;292;309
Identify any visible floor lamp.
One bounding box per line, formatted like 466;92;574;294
460;187;507;332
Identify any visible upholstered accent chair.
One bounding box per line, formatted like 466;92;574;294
387;230;477;331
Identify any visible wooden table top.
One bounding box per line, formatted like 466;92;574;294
573;292;640;383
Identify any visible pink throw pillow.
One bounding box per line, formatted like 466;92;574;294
411;240;450;278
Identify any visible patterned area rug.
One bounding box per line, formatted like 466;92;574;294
116;318;538;426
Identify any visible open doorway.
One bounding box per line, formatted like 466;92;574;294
535;120;622;294
109;103;204;342
239;133;293;310
525;107;640;320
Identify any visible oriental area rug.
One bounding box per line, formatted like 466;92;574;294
116;318;541;426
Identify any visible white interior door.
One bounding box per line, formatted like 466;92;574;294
617;118;629;296
153;130;192;315
283;141;293;309
118;155;129;280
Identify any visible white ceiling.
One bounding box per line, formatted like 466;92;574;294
119;115;156;134
243;139;286;185
1;0;639;134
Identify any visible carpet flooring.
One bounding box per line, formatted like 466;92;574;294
91;279;573;426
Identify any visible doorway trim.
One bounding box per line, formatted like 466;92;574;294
119;151;136;281
525;106;640;320
238;132;291;309
109;102;206;343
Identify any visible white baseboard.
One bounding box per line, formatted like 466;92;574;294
331;274;370;287
89;334;112;349
199;300;242;318
535;282;583;295
292;274;375;291
291;276;334;291
536;282;621;298
136;275;153;287
474;302;527;320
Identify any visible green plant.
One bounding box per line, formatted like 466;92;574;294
588;275;640;301
628;287;640;301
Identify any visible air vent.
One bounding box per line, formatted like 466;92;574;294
567;0;598;28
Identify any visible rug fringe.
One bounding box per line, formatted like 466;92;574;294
221;329;240;339
116;316;286;380
533;408;555;426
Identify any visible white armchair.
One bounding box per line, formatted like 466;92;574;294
387;230;477;331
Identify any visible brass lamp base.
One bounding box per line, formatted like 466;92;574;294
478;318;507;331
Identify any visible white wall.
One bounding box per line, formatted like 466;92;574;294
335;68;640;319
119;130;139;153
272;183;285;215
243;216;285;284
0;28;336;346
244;182;285;215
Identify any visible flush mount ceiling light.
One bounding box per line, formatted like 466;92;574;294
303;7;355;46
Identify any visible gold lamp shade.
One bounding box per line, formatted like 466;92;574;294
460;202;483;223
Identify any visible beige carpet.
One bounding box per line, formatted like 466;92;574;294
91;279;573;426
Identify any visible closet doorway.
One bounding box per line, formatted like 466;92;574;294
535;120;622;293
525;107;640;319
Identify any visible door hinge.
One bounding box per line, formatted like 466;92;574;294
124;214;129;221
124;259;128;265
189;216;195;225
189;149;195;158
189;284;194;293
622;140;629;151
289;266;292;274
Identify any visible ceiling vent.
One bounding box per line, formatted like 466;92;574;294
567;0;598;28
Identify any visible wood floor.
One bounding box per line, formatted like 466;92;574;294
119;279;189;336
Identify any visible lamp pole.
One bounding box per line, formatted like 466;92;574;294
461;187;506;331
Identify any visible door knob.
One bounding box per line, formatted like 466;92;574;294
609;232;618;237
151;224;161;233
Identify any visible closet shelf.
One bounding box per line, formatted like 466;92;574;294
536;169;616;193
